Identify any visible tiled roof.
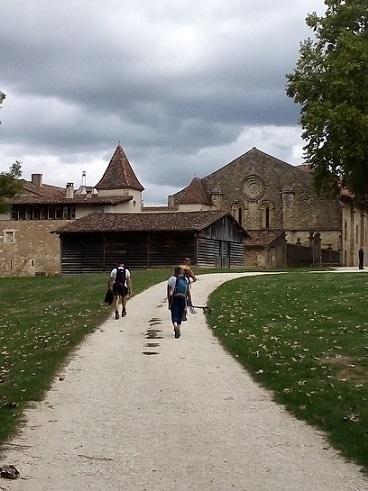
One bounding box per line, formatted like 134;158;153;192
22;181;65;198
177;178;212;205
11;195;133;206
245;230;285;247
142;206;171;211
95;144;144;192
56;211;247;235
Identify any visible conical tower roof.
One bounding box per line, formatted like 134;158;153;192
178;177;212;205
95;144;144;191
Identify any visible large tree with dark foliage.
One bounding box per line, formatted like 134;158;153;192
0;90;5;124
287;0;368;201
0;161;22;214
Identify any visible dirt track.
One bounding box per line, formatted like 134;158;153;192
1;272;367;490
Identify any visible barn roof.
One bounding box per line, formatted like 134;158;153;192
56;211;248;236
245;230;285;248
95;144;144;192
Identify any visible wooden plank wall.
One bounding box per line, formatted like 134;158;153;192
61;223;245;275
197;238;245;268
197;237;221;267
230;242;244;267
61;232;196;274
200;216;244;242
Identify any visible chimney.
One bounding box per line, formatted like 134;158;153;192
65;182;74;199
31;174;42;188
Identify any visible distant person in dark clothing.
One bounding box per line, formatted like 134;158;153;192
358;248;364;270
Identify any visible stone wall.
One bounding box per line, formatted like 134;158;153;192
286;230;341;251
342;201;368;267
0;220;67;276
245;240;286;268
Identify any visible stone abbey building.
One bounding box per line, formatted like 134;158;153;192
1;144;366;275
171;148;344;268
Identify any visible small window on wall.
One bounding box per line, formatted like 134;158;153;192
4;230;15;244
356;224;359;244
238;207;243;226
33;207;40;220
344;221;347;241
55;207;62;219
40;207;47;220
265;207;270;229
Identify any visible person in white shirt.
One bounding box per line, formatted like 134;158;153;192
109;262;132;319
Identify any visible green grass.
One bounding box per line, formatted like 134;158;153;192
0;266;251;446
0;268;173;444
207;272;368;470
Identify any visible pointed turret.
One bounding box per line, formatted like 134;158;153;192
95;144;144;192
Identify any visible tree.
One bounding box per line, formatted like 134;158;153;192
0;90;5;124
0;161;23;214
286;0;368;201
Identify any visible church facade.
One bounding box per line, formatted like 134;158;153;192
170;148;343;266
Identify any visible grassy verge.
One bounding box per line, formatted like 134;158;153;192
0;268;173;444
207;272;368;470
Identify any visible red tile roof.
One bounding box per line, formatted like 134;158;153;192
95;144;144;192
56;211;248;235
245;230;285;247
22;181;65;198
11;195;133;206
177;178;212;205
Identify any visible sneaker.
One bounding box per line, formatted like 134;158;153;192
122;309;127;317
115;311;119;320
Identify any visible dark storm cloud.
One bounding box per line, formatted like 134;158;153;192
0;0;324;201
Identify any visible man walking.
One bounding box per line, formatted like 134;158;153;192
109;262;132;319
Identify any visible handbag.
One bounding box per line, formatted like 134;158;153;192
104;289;114;305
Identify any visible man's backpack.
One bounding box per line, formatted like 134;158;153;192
115;267;126;286
174;276;188;298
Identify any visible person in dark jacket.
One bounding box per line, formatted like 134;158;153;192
358;248;364;270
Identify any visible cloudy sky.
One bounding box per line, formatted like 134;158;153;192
0;0;324;204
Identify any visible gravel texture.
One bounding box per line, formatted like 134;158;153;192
1;272;367;490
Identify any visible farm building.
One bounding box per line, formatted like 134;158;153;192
56;211;248;274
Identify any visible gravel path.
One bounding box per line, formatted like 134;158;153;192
1;272;367;490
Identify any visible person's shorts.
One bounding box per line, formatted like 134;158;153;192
113;283;128;297
170;297;186;324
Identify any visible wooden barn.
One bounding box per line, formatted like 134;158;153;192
56;211;248;274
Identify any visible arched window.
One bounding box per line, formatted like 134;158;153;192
238;207;243;226
265;207;270;229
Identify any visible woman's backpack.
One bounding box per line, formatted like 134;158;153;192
174;276;188;298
